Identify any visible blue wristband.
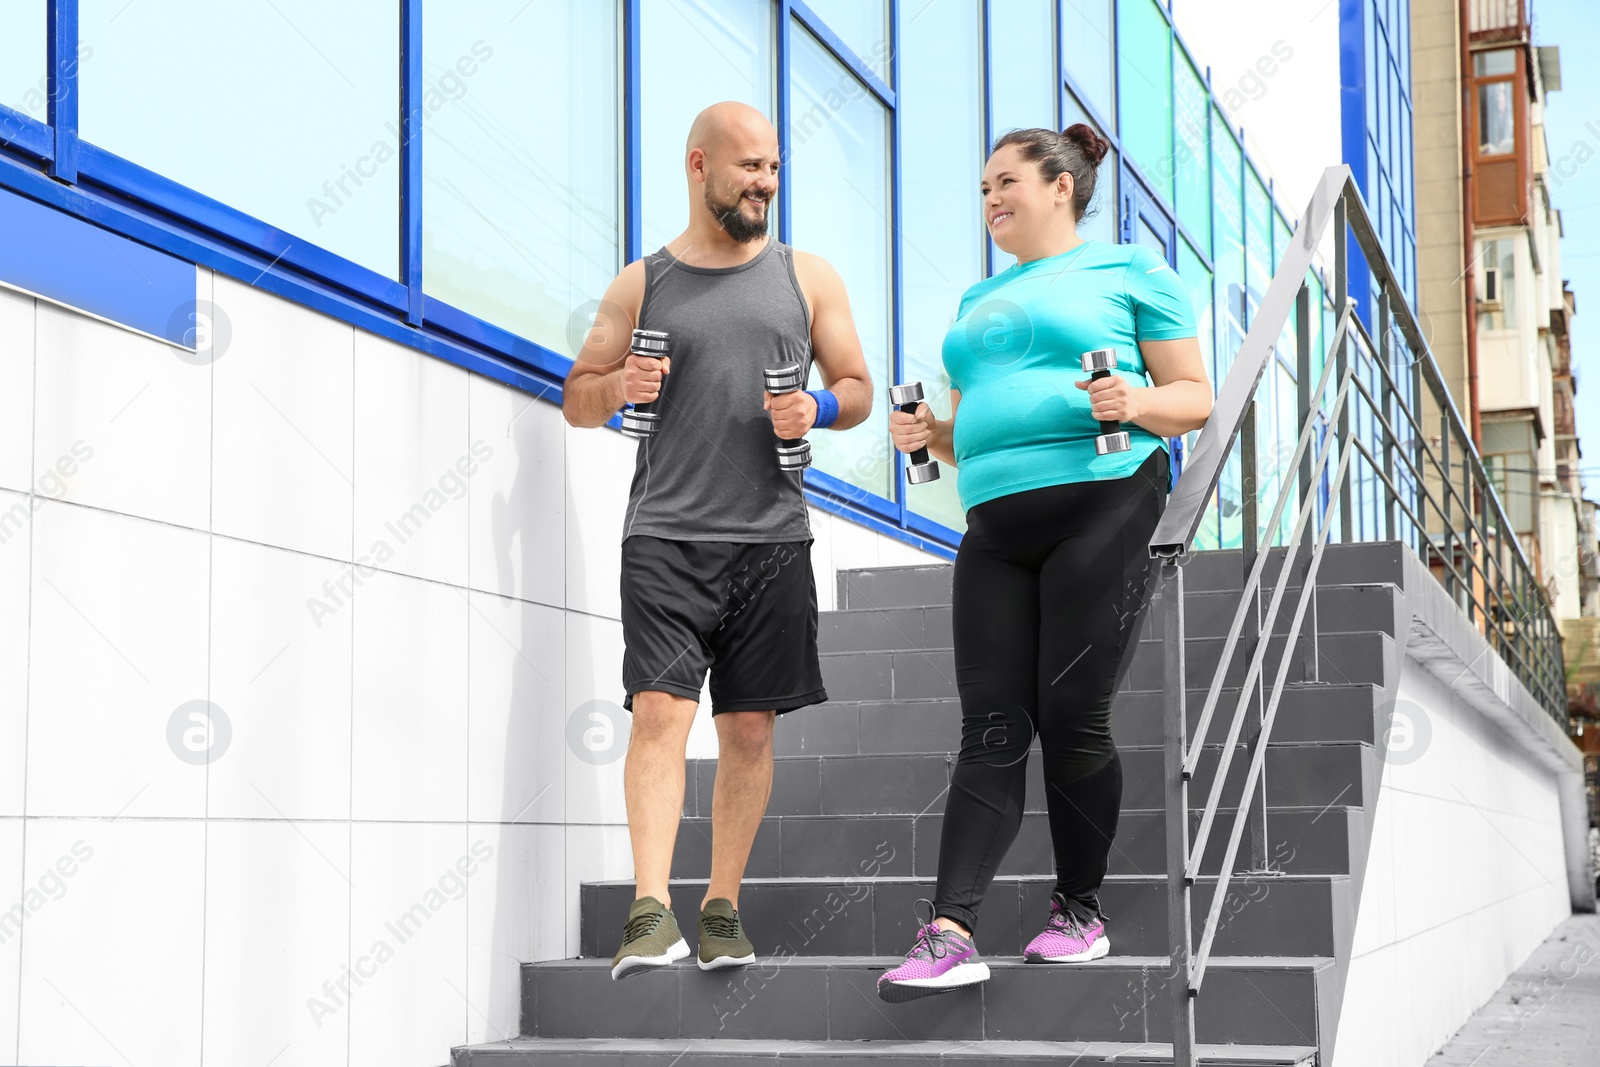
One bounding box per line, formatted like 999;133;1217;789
806;389;839;429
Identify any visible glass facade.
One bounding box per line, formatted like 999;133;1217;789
423;0;618;360
0;2;46;120
80;0;401;277
0;0;1411;554
1342;0;1417;313
791;23;893;503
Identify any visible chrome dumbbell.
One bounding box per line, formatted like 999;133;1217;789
889;382;940;484
1081;348;1130;455
761;362;812;471
619;328;672;439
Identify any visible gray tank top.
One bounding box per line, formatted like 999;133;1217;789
622;238;814;544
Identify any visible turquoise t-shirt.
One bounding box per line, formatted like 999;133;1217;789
941;239;1198;512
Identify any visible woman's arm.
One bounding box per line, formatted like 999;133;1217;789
890;388;960;468
1074;336;1212;439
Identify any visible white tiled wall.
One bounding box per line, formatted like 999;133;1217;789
0;274;947;1066
1334;659;1573;1067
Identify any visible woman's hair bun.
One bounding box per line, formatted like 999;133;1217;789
1061;122;1110;167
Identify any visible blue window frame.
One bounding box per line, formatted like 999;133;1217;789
0;0;1390;563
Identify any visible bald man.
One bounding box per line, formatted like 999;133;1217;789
564;102;874;980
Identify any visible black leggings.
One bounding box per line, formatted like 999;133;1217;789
933;448;1168;935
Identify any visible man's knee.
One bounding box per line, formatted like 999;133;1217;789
716;709;775;758
629;690;697;744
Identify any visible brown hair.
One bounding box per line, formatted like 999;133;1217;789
990;122;1112;222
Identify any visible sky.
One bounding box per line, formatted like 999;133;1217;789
1537;0;1600;496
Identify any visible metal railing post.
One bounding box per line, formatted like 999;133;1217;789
1378;287;1397;540
1239;401;1268;868
1441;416;1455;604
1296;285;1313;508
1160;557;1196;1067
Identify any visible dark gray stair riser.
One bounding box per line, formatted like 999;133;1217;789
838;566;956;611
682;744;1374;818
522;958;1326;1046
581;874;1346;958
778;685;1381;758
818;606;953;653
1124;631;1390;692
818;631;1390;702
818;585;1399;654
453;1043;1317;1067
832;542;1405;609
1113;685;1380;748
668;805;1359;881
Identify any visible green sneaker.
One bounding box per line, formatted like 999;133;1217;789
697;897;756;970
611;896;689;981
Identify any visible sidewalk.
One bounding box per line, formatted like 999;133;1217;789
1427;912;1600;1066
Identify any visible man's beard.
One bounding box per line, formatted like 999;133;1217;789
707;183;770;243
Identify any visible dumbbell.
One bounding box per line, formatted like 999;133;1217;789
619;329;672;439
761;362;812;471
1081;348;1130;455
888;382;940;484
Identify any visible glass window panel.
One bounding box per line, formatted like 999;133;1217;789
988;0;1056;138
1477;81;1515;156
1061;88;1116;246
1174;50;1210;255
801;0;890;81
1178;237;1214;380
81;0;399;276
1211;109;1244;378
1;2;47;120
1244;167;1271;325
1273;210;1291;273
1061;0;1115;130
791;25;893;501
1178;236;1217;549
1117;0;1173;204
1474;48;1515;76
423;1;618;359
901;0;981;533
987;0;1057;273
641;0;773;258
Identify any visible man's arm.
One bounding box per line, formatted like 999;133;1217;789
766;251;874;438
563;261;650;429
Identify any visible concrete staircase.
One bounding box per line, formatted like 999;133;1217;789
454;543;1412;1065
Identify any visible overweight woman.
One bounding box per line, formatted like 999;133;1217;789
877;124;1213;1003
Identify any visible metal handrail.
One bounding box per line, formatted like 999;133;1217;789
1148;165;1568;1066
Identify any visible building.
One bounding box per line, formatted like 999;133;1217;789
1413;0;1598;619
0;2;1589;1066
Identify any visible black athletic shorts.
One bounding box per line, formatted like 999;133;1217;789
620;536;828;715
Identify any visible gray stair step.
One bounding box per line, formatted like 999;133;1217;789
1180;542;1405;593
669;805;1362;880
820;631;1391;702
456;1036;1319;1065
1124;631;1392;692
818;606;954;653
580;873;1348;959
779;684;1380;757
453;1037;1318;1066
817;584;1400;655
819;649;956;702
1113;684;1380;748
838;565;954;610
1179;583;1404;641
684;743;1375;818
521;955;1332;1046
774;699;964;757
832;543;1406;612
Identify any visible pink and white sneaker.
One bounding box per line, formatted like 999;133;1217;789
1024;892;1111;963
877;899;991;1003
